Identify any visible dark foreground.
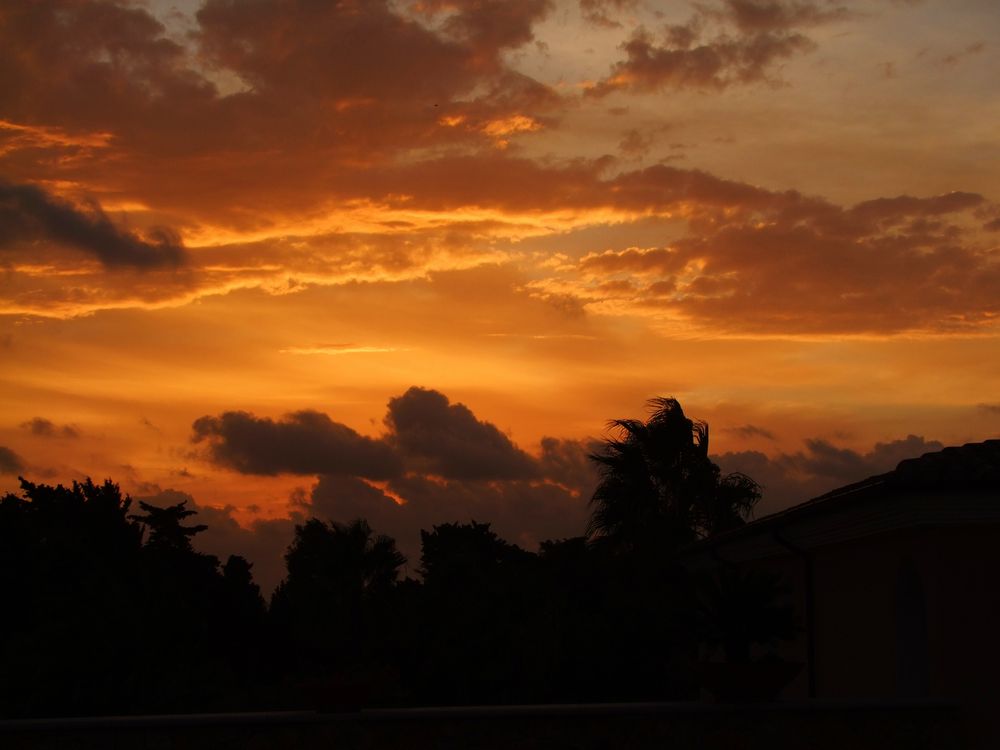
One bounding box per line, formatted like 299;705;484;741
0;700;963;750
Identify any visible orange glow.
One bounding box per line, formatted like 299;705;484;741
2;0;998;555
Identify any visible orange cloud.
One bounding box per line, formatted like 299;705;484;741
584;0;858;96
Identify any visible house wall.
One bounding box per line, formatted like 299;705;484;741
734;514;1000;748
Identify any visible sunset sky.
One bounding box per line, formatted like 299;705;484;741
2;0;998;587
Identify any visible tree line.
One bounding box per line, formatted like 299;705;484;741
0;399;796;717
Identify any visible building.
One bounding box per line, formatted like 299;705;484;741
683;440;1000;748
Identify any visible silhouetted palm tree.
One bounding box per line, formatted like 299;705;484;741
587;397;760;553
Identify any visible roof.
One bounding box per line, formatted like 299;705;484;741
682;440;1000;562
891;439;1000;486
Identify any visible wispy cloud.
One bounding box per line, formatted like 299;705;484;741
279;345;408;355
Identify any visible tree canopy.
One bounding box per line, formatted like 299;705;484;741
587;397;761;553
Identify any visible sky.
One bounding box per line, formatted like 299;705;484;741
1;0;999;589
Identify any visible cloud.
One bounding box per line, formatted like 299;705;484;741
0;446;25;475
941;40;985;66
191;410;403;479
19;417;79;439
572;182;999;334
537;436;603;495
618;129;655;160
586;25;814;96
715;433;944;512
186;387;602;574
5;154;996;333
413;0;555;58
579;0;637;28
720;0;853;33
0;0;561;234
2;2;996;337
308;472;589;564
725;424;776;441
385;386;539;480
0;182;186;269
585;0;856;97
193;386;567;483
978;403;1000;415
581;246;687;275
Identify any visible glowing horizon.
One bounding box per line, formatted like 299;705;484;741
2;0;998;587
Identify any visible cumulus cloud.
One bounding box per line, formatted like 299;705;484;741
0;446;25;475
193;387;563;483
715;433;944;512
19;417;79;439
0;182;185;268
191;410;403;479
385;386;539;480
308;472;589;564
186;387;601;576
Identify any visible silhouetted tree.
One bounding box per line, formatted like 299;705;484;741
0;478;147;716
130;499;208;552
409;522;543;704
270;518;406;699
587;397;761;554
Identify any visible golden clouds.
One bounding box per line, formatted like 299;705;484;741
3;0;1000;532
4;157;998;337
0;120;113;157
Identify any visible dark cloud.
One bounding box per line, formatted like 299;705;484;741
715;434;944;513
586;0;855;96
720;0;852;33
793;434;946;480
185;388;600;575
191;410;403;479
415;0;554;58
385;387;539;480
308;472;588;564
537;436;602;496
145;425;597;591
0;182;185;269
587;25;813;96
192;387;550;481
618;129;655;159
978;403;1000;415
725;424;777;441
19;417;79;439
0;446;25;475
579;0;637;28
